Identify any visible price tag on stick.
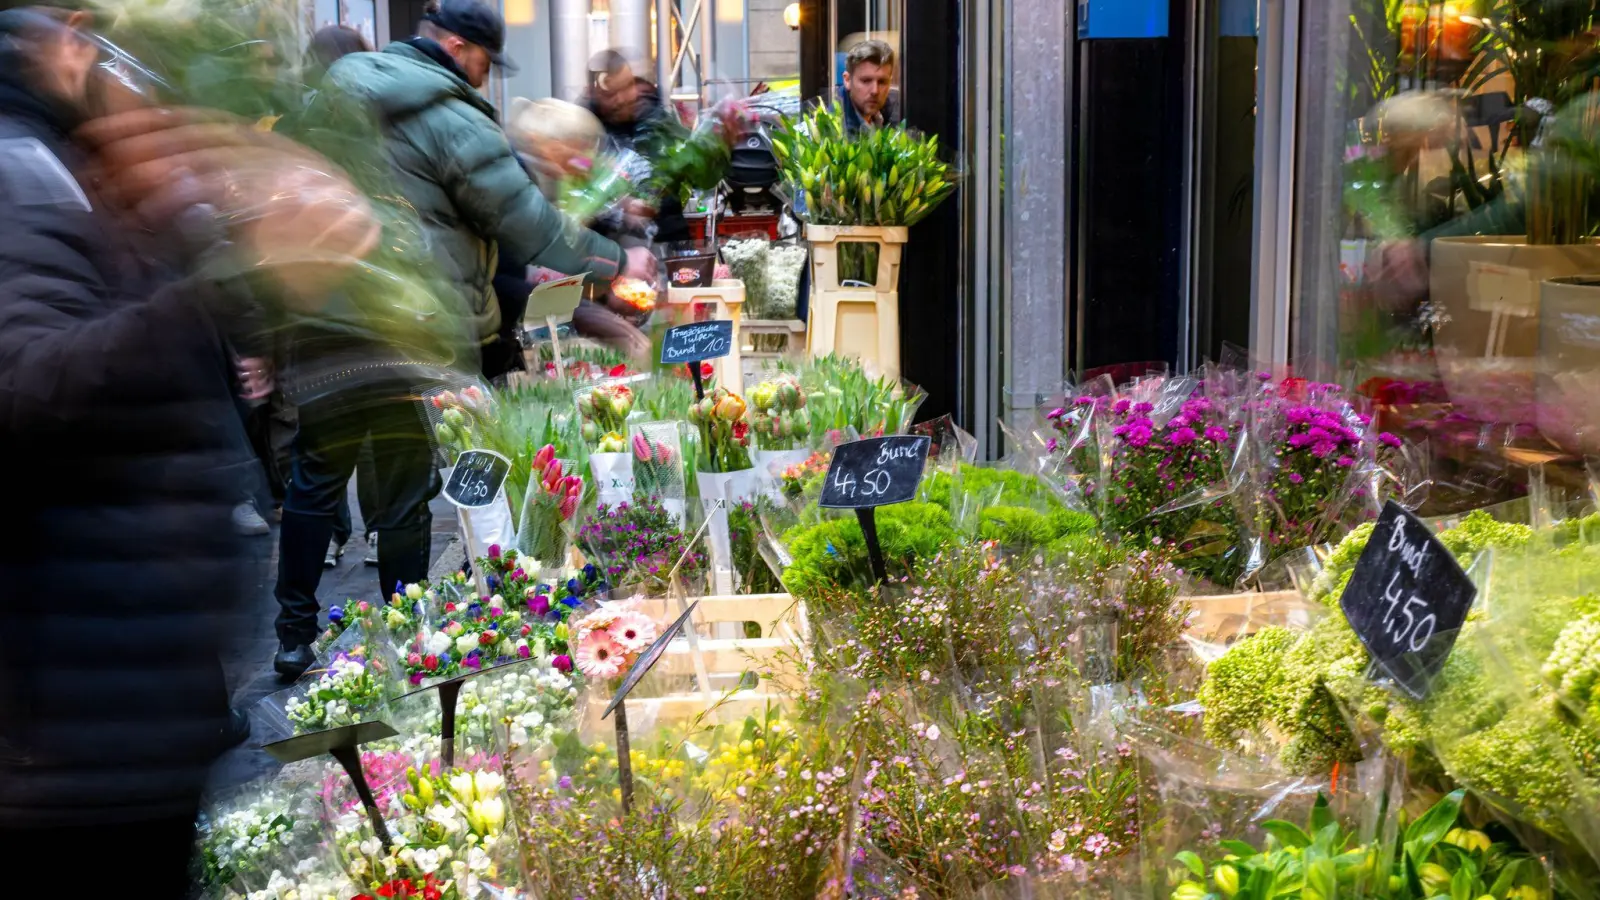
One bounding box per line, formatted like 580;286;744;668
262;721;399;849
820;435;932;584
603;601;699;816
661;321;733;401
1340;501;1478;700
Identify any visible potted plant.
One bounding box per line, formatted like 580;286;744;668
771;105;955;377
1429;0;1600;424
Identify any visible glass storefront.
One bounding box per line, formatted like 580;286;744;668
1274;1;1600;510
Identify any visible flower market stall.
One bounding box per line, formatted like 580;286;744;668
196;343;1600;900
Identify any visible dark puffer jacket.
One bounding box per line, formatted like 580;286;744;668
0;78;252;826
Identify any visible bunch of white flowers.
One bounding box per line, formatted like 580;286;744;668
458;664;578;750
197;794;308;895
284;656;385;734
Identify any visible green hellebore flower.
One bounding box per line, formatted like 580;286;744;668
1419;862;1453;896
1444;828;1492;854
1212;863;1239;897
1172;881;1208;900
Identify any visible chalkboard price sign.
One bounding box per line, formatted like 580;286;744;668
443;449;511;509
1340;501;1478;700
660;320;734;365
820;435;931;509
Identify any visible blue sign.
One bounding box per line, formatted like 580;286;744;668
1221;0;1257;37
1078;0;1169;39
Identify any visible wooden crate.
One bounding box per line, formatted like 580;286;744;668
1182;590;1317;646
614;593;808;727
665;280;747;395
806;225;906;379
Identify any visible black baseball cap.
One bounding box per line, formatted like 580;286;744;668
424;0;516;73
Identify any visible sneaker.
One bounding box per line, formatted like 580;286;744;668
364;533;379;567
274;643;316;680
233;502;271;536
324;539;345;569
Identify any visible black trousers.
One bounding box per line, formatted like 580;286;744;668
331;436;380;546
273;383;440;646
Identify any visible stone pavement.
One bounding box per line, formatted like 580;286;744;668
210;489;465;791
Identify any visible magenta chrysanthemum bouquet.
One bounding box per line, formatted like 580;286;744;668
1246;378;1382;559
1046;376;1248;585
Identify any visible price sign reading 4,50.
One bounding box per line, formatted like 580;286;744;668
1340;501;1478;700
443;449;512;510
820;435;932;585
820;435;931;509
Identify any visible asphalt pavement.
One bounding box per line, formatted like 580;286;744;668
210;488;463;791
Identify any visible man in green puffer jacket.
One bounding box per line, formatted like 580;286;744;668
271;0;660;681
316;0;657;348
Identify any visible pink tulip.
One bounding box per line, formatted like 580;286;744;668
632;434;652;463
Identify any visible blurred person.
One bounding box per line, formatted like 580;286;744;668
584;48;693;244
286;24;385;566
270;0;657;679
832;39;901;133
0;0;378;879
507;96;652;361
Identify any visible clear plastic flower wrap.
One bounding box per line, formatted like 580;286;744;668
795;354;926;442
1238;376;1381;574
258;621;403;743
322;744;527;900
578;492;711;597
194;765;347;900
515;447;585;569
628;419;690;522
1403;530;1600;876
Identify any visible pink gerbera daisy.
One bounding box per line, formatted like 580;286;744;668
610;611;658;653
575;630;627;680
572;607;624;644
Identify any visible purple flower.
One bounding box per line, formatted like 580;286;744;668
1168;426;1198;446
1133;401;1154;414
1336;455;1354;467
1287;433;1313;449
1311;441;1337;458
1288;472;1304;484
1047;407;1066;420
1046;437;1059;453
1113;398;1131;414
528;594;551;616
1204;425;1228;442
1379;431;1402;448
552;654;573;673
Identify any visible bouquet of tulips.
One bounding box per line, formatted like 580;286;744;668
688;387;754;473
772;103;956;227
516;445;585;566
630;431;680;498
577;382;635;449
748;375;810;451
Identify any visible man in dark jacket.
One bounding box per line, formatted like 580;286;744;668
0;0;377;880
271;0;658;678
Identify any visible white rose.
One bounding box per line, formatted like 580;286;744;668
455;634;479;657
427;631;452;656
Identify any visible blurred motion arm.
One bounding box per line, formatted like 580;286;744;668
438;105;626;282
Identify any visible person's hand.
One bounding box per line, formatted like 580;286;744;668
237;356;275;400
621;197;656;218
79;108;379;302
622;246;659;282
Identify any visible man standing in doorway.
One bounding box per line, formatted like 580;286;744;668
834;39;901;133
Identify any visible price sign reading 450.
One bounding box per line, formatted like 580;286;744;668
1340;501;1478;700
443;449;512;510
820;435;932;584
